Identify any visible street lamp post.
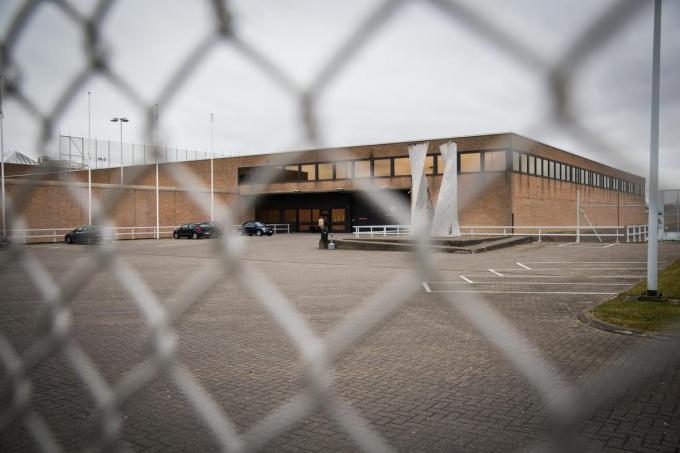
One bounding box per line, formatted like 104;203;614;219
646;0;662;297
0;75;5;237
210;113;214;222
111;117;129;185
88;91;92;225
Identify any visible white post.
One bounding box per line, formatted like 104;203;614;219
120;121;124;184
0;75;5;237
646;0;662;296
156;162;160;240
88;91;92;225
210;113;214;222
576;189;580;243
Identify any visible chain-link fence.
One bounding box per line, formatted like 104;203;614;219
1;0;679;452
57;135;223;170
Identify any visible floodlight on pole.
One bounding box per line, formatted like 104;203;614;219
111;117;129;185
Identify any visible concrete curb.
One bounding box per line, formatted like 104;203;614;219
578;309;680;342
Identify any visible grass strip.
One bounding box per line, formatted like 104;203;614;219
590;258;680;331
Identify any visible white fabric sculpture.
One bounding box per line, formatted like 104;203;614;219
408;142;433;230
431;141;461;236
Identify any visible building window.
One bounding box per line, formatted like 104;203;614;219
425;155;435;175
374;158;391;177
300;164;316;181
271;166;284;183
528;155;535;175
284;165;299;183
354;160;371;178
485;151;506;172
335;161;351;179
318;162;333;180
520;154;528;173
512;152;520;172
460;152;481;173
549;161;555;178
536;157;543;176
542;159;548;177
394;157;411;176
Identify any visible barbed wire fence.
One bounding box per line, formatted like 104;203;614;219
0;0;678;452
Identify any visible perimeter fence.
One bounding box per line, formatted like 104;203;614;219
58;134;224;170
0;1;678;452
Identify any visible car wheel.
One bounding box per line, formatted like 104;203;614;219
65;237;72;244
192;232;199;240
256;230;262;236
173;232;179;239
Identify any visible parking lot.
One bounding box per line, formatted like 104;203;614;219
1;235;680;452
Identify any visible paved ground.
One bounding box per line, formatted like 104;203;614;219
1;236;680;452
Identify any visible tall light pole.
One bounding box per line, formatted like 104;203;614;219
110;117;129;185
646;0;662;297
87;91;92;224
210;113;214;222
0;75;5;237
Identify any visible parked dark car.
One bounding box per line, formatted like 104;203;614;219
238;221;273;236
201;222;223;238
173;222;217;239
65;225;110;244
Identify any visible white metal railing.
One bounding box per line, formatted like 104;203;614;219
6;226;180;243
265;223;291;234
626;224;648;242
7;223;292;244
352;225;411;238
353;224;629;242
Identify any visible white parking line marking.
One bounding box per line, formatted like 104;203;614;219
516;262;530;270
422;282;432;293
426;282;630;286
522;261;662;264
491;267;647;271
459;275;474;283
551;243;620;248
488;269;504;277
428;290;618;295
461;274;644;279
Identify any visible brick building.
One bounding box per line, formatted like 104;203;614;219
6;133;647;233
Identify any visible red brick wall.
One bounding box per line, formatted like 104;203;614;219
511;173;646;227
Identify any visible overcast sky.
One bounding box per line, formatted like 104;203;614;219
1;0;678;188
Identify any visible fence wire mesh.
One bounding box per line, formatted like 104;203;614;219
1;0;678;452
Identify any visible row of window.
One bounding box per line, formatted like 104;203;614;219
511;152;643;195
237;150;643;196
238;150;506;184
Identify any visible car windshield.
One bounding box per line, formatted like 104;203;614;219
255;222;265;227
199;223;210;228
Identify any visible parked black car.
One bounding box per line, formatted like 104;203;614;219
202;222;223;238
173;222;217;239
238;221;273;236
65;225;110;244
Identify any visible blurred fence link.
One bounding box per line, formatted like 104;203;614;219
0;0;677;452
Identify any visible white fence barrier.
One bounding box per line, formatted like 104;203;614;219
352;225;650;243
7;223;291;244
626;224;648;242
